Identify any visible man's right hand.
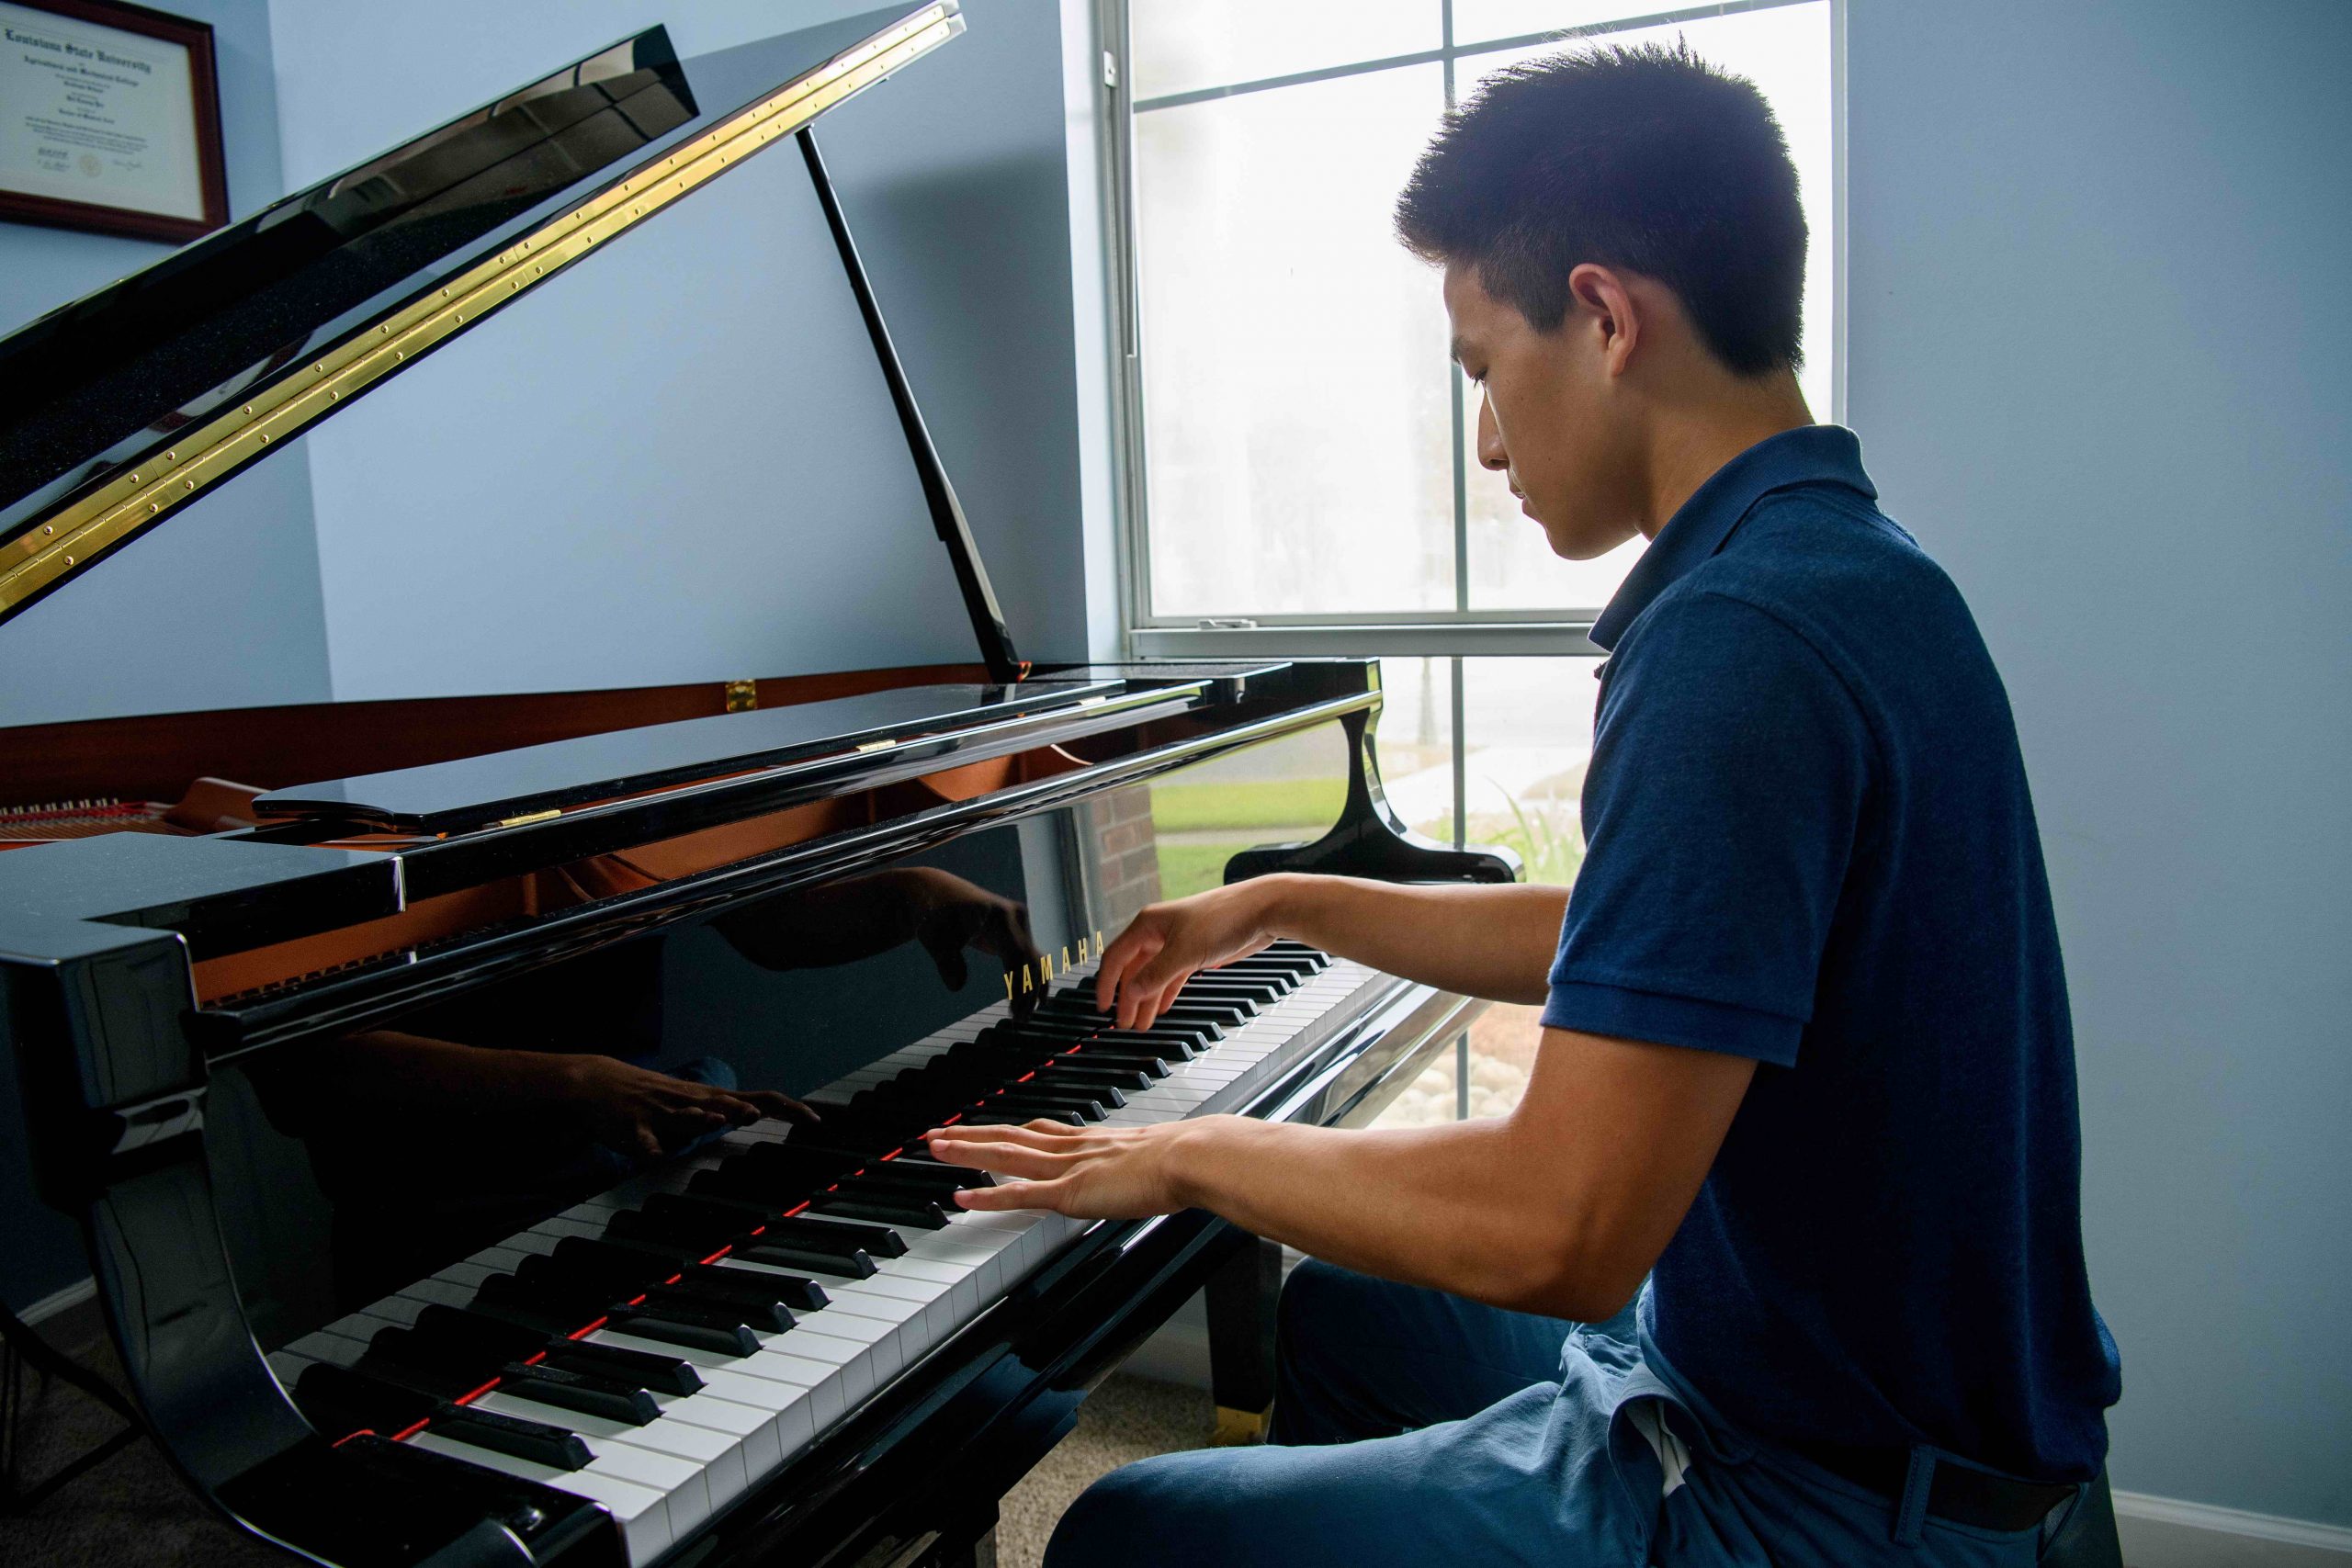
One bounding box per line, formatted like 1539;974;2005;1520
1094;875;1293;1029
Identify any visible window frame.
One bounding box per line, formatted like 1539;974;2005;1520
1096;0;1846;661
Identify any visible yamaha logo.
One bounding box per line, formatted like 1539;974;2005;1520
1004;930;1108;998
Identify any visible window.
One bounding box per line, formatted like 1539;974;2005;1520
1111;0;1838;635
1102;3;1838;1120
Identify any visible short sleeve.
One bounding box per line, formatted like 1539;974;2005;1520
1543;590;1871;1065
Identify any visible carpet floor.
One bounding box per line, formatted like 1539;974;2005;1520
0;1330;1213;1568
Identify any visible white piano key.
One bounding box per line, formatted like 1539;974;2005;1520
464;1244;535;1272
401;1277;476;1310
674;1366;820;1446
621;1407;749;1506
652;1387;790;1473
285;1328;369;1367
324;1307;408;1344
584;1440;709;1536
409;1430;673;1564
365;1296;428;1327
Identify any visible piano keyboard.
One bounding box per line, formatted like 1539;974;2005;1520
266;943;1389;1564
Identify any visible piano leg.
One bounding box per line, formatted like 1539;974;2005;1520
899;1513;997;1568
1205;1234;1283;1446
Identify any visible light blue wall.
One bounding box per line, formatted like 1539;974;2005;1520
265;0;1099;694
1846;0;2352;1528
0;0;330;729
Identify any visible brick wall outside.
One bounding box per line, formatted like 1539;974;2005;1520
1089;784;1163;933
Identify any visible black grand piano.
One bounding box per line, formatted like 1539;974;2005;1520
0;6;1512;1563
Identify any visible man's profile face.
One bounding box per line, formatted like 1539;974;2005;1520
1442;263;1640;562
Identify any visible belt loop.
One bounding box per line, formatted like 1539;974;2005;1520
1891;1446;1936;1547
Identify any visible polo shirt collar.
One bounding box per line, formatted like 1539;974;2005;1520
1589;424;1877;651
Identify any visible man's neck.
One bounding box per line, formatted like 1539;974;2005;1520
1636;374;1815;540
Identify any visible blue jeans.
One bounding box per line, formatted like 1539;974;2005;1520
1044;1259;2057;1568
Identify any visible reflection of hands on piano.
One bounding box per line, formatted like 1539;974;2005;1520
248;1029;815;1157
545;1053;816;1159
712;865;1046;1015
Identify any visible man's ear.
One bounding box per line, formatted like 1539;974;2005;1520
1566;263;1641;378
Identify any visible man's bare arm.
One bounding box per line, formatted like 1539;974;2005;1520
1095;873;1569;1028
925;1025;1754;1320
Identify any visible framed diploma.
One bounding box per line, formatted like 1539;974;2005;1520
0;0;227;243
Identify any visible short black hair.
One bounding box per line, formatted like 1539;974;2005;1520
1396;42;1805;377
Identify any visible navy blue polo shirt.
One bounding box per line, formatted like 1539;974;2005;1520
1543;425;2120;1480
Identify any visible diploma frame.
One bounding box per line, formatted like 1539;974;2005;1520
0;0;227;243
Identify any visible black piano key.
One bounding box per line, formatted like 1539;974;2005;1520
546;1236;680;1292
454;1288;588;1340
730;1141;864;1185
640;1282;793;1333
678;1260;829;1311
535;1339;705;1397
496;1360;660;1426
1054;1049;1172;1077
604;1304;761;1357
595;1228;718;1267
435;1405;594;1472
1025;1078;1126;1109
1178;977;1282;1006
1039;991;1241;1029
640;1268;801;1314
293;1362;435;1438
476;1270;606;1321
849;1159;986;1192
808;1194;953;1230
607;1201;746;1253
997;1017;1219;1049
1208;954;1307;976
1038;1063;1156;1092
690;1163;822;1209
963;1107;1085;1127
408;1304;553;1362
732;1242;876;1279
763;1213;909;1258
362;1331;501;1395
1149;999;1252;1027
350;1344;480;1401
651;1189;784;1224
986;1013;1217;1045
989;1093;1105;1122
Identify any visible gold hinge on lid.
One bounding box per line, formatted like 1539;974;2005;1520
497;807;562;828
723;679;759;713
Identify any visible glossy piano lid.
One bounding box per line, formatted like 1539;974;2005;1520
254;680;1125;833
0;2;961;624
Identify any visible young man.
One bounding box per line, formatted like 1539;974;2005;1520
925;44;2120;1566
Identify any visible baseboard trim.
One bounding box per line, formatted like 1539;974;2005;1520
19;1275;95;1325
2116;1490;2352;1567
12;1275;105;1357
